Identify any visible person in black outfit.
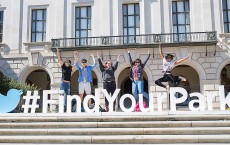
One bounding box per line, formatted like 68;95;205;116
155;43;189;89
56;48;74;108
97;52;120;112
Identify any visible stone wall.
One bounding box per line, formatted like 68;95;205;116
0;44;230;111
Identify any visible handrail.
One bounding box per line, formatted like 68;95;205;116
51;31;217;49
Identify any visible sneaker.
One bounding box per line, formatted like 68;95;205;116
178;76;186;81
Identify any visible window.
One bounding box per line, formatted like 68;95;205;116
123;4;140;44
31;9;46;42
172;0;190;41
223;0;230;33
0;11;4;43
75;6;91;46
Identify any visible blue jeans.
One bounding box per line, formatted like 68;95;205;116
132;80;149;101
60;81;70;106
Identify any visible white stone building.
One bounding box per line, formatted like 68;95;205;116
0;0;229;111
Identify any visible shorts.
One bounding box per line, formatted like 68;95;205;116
79;82;91;94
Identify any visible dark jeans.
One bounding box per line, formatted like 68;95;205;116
155;74;177;88
103;81;116;107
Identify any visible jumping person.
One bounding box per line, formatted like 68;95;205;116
128;50;150;110
155;43;189;89
97;52;120;112
56;48;73;110
73;51;97;112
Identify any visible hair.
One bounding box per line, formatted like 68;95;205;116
63;59;71;67
165;54;174;60
134;58;142;64
64;59;71;64
81;58;87;63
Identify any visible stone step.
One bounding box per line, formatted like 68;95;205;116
0;127;229;135
0;144;230;145
0;135;230;144
0;114;229;122
0;121;229;128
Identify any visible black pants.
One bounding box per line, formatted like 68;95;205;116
155;74;180;88
103;81;116;107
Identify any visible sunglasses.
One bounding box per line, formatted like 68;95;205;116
81;62;86;63
135;62;140;63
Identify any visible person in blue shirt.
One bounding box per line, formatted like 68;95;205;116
74;51;97;111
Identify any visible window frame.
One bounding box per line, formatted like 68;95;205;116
0;11;4;43
122;3;140;44
75;6;91;46
172;0;190;41
223;0;230;33
31;9;47;42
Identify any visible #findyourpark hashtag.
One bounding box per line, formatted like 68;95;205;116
22;91;40;113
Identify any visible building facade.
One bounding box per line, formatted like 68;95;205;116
0;0;229;111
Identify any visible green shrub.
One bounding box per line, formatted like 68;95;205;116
0;77;40;112
0;77;39;95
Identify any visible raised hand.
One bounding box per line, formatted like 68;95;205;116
74;50;79;57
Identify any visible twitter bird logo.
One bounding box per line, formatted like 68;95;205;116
0;89;23;113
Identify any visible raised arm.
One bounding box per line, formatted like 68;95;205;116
159;43;164;59
74;50;79;64
142;51;151;68
56;48;63;66
91;53;97;69
113;54;120;71
175;54;190;65
97;52;104;71
127;50;133;65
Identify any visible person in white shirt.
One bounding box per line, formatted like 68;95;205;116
155;43;189;88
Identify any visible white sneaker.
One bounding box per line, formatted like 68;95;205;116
178;76;186;81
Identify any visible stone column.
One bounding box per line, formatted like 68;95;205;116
202;80;221;110
149;85;168;111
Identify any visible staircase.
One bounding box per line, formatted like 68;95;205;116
0;113;230;144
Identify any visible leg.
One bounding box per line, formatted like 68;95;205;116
166;74;176;87
78;82;84;102
103;82;109;111
60;81;67;107
174;76;181;87
132;81;138;101
85;82;92;107
78;82;85;112
155;76;168;88
64;82;70;107
110;82;117;111
137;81;144;100
137;81;149;101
